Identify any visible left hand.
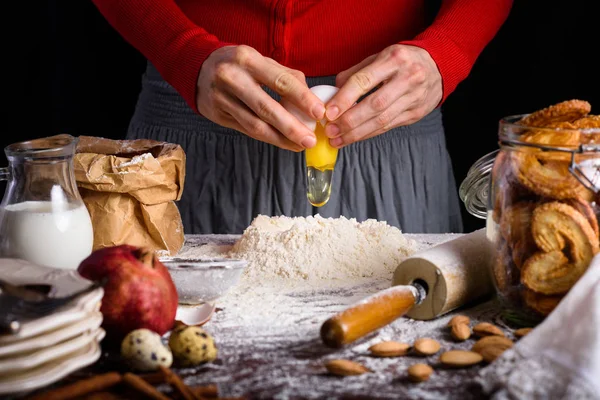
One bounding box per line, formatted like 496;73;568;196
325;44;443;148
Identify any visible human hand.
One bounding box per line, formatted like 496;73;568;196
324;44;443;148
196;45;325;151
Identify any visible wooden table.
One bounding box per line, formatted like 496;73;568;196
27;234;515;400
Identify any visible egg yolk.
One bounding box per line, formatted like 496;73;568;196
305;122;338;171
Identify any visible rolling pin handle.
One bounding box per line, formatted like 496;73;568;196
320;283;424;348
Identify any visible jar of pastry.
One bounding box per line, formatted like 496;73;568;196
460;100;600;325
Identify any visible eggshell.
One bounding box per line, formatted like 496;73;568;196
283;85;339;132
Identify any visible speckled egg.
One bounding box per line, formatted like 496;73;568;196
121;328;173;371
168;325;218;366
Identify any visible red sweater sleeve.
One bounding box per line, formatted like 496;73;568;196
401;0;513;104
91;0;233;113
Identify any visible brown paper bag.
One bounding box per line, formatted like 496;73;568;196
74;136;186;256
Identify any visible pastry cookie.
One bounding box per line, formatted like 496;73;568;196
510;153;590;200
575;115;600;144
562;197;599;238
491;152;534;223
492;240;520;293
573;115;600;129
499;201;536;268
521;202;599;295
522;288;564;316
517;99;591;128
520;121;581;148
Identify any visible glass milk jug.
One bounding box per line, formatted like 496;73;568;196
0;135;94;269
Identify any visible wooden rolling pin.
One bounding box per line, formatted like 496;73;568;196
320;228;495;348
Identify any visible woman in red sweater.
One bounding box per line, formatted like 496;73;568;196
92;0;513;234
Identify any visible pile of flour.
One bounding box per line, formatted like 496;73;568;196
220;214;418;283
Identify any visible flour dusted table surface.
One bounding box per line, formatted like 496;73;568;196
167;234;507;400
62;234;511;399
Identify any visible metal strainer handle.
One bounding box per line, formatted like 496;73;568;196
459;150;499;219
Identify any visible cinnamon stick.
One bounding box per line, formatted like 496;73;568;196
122;373;171;400
158;366;197;400
191;384;218;398
79;392;124;400
139;371;167;385
26;372;122;400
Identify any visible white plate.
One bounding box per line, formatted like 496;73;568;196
0;312;103;357
0;328;105;375
0;288;103;344
175;302;216;326
0;258;92;297
0;258;104;344
0;338;102;395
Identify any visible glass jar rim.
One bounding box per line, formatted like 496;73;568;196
500;114;600;133
499;114;600;153
4;134;78;159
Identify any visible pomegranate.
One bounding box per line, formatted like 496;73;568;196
77;245;178;340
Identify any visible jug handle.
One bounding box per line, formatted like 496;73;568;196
458;150;498;219
0;168;8;181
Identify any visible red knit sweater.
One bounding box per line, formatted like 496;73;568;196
92;0;513;112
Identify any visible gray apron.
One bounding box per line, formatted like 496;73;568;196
126;62;463;234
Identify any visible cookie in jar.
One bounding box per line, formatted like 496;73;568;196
489;100;599;324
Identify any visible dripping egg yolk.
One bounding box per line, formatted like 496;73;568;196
282;84;341;207
305;121;338;171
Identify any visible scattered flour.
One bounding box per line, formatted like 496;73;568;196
167;230;497;400
163;216;490;398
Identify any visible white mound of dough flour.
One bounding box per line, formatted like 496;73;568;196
195;214;419;283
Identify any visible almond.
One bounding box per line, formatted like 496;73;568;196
473;322;505;337
471;336;514;354
451;323;471;341
447;315;470;327
439;350;483;368
479;345;509;363
514;327;533;338
325;359;370;376
368;341;410;357
413;338;441;356
407;363;433;382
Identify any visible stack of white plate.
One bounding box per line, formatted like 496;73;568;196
0;258;105;396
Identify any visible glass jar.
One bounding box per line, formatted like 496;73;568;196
0;135;94;269
461;115;600;325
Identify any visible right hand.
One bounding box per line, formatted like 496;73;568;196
196;45;325;151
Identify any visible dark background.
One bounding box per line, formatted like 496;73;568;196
3;1;598;233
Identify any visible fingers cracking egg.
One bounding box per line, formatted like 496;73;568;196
283;85;340;207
